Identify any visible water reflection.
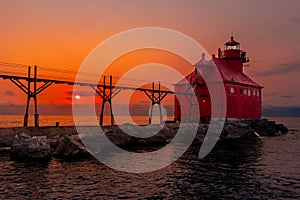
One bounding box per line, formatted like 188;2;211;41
165;138;264;199
0;136;299;199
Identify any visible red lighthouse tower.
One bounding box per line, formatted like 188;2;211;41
174;36;263;121
222;36;246;72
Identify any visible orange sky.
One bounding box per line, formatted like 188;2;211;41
0;0;300;115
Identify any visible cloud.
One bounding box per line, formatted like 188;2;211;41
65;90;95;97
0;101;173;116
2;103;299;118
281;95;295;98
291;17;300;24
65;97;73;101
0;103;90;115
129;103;173;116
0;103;24;115
264;92;277;97
253;61;300;77
5;90;15;96
262;92;299;108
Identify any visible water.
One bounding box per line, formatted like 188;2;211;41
0;115;169;127
0;117;299;199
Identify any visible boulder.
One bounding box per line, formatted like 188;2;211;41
0;128;16;147
274;123;289;134
250;119;288;136
136;135;167;147
106;124;177;148
10;132;51;161
53;135;91;159
47;138;58;153
106;131;134;147
0;147;11;154
257;118;270;128
198;124;208;135
160;128;177;143
222;123;256;139
265;127;280;136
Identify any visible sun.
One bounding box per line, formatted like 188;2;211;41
74;95;81;100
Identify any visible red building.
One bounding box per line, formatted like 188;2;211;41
174;36;263;121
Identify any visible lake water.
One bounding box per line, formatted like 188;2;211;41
0;115;166;127
0;116;299;199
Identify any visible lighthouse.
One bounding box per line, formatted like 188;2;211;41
174;36;263;122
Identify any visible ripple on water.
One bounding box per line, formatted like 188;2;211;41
0;135;299;199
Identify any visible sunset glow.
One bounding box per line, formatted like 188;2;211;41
0;2;299;199
0;1;299;116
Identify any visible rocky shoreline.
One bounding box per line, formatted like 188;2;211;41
0;118;292;162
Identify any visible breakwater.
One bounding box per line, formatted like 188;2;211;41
0;118;290;161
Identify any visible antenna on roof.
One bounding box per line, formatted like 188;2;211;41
201;53;205;59
231;32;234;40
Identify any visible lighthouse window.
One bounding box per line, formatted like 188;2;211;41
257;91;260;97
253;90;256;96
240;89;243;94
244;89;247;95
230;87;235;94
248;89;251;96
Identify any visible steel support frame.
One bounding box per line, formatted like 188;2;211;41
92;75;121;126
144;82;168;125
9;66;53;127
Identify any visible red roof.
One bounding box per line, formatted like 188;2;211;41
225;36;240;46
194;56;214;67
176;58;262;88
213;58;262;87
176;69;200;84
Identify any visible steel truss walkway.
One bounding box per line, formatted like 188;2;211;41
0;65;205;127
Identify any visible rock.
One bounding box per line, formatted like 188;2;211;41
0;128;16;147
265;127;280;136
249;119;289;136
222;124;234;138
10;133;51;161
254;119;269;129
198;124;208;134
222;123;255;139
18;132;31;139
106;131;134;147
53;135;91;159
47;138;58;153
105;124;176;147
136;135;167;147
0;147;11;154
69;134;81;142
0;137;13;148
194;133;205;144
275;123;289;134
160;129;177;143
